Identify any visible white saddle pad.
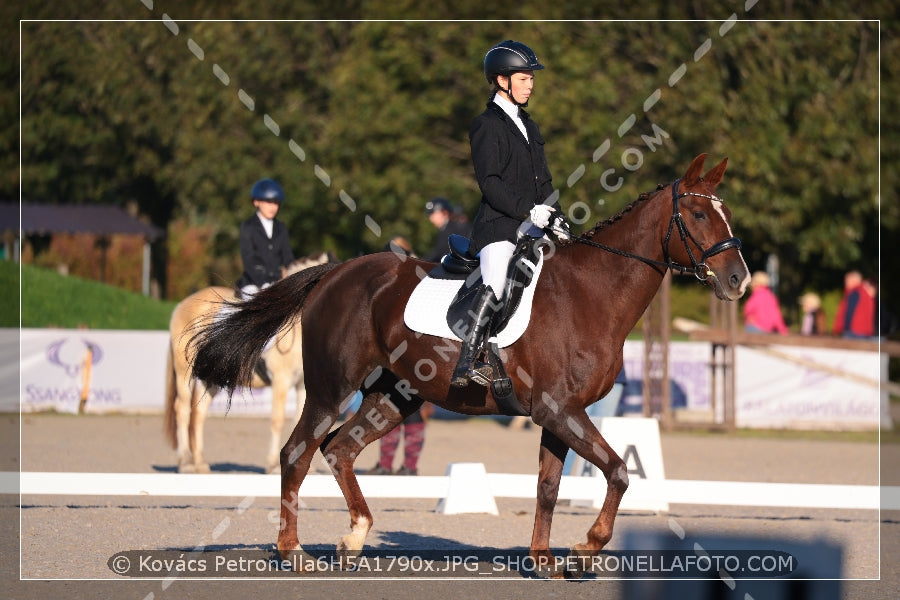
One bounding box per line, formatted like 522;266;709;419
403;249;544;348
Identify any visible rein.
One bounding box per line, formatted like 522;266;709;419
569;178;741;281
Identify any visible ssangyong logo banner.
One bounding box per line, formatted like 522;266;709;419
17;329;286;415
20;330;157;413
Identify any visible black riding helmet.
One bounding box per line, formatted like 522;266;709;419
483;40;544;106
250;178;285;204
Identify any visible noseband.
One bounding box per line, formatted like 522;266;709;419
572;178;741;281
663;178;742;281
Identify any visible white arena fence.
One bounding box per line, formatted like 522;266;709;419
3;468;898;514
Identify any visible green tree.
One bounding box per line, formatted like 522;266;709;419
7;2;896;322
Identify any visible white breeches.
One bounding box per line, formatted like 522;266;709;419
477;222;545;300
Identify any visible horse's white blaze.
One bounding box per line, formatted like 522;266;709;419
711;200;731;235
712;199;750;293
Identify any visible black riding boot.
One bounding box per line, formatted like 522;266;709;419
450;285;499;388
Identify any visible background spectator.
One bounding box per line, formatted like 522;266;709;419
422;197;471;263
799;292;827;335
743;271;788;334
832;270;875;338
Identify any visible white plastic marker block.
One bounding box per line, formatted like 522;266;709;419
435;462;499;515
570;417;668;512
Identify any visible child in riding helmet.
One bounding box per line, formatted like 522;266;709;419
451;40;566;387
237;178;295;301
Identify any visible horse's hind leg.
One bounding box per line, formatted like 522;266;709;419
277;401;343;562
320;379;423;563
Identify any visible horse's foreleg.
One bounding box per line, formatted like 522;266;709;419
320;392;412;566
189;387;211;474
174;391;193;473
529;428;569;578
540;410;628;578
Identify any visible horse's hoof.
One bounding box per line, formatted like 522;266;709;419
528;550;559;579
195;463;211;474
336;547;359;571
337;526;369;571
177;463;195;474
278;539;302;558
278;544;307;571
564;546;590;579
337;535;365;555
266;463;281;475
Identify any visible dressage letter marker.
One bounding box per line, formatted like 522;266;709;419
570;417;668;512
435;462;499;515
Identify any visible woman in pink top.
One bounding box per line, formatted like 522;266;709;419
743;271;788;334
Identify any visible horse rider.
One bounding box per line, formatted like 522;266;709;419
237;178;295;301
451;40;567;387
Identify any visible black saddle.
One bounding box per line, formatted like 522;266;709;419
439;234;480;274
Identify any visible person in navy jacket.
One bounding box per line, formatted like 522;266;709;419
237;178;295;300
451;40;567;387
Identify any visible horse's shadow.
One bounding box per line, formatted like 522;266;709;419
163;533;590;579
151;463;266;474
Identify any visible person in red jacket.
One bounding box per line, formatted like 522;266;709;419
832;270;875;338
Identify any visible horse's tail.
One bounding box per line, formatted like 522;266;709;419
190;262;339;397
163;340;177;449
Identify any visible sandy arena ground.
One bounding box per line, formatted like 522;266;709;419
2;412;898;599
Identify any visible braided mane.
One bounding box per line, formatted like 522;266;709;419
577;182;666;241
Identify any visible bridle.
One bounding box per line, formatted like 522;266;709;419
567;178;742;282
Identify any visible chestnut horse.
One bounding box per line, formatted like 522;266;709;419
164;252;334;474
190;154;750;577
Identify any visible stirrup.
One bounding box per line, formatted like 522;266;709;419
467;363;493;387
450;359;478;387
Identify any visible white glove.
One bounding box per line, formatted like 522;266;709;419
550;214;571;240
528;204;554;229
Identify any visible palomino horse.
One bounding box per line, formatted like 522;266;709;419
190;154;750;577
164;252;334;474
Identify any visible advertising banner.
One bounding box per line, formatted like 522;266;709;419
14;328;291;416
8;329;885;430
733;344;880;429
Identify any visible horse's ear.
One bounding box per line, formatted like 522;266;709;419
702;157;728;188
682;153;708;186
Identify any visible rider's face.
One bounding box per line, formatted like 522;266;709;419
254;199;281;219
497;71;534;105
